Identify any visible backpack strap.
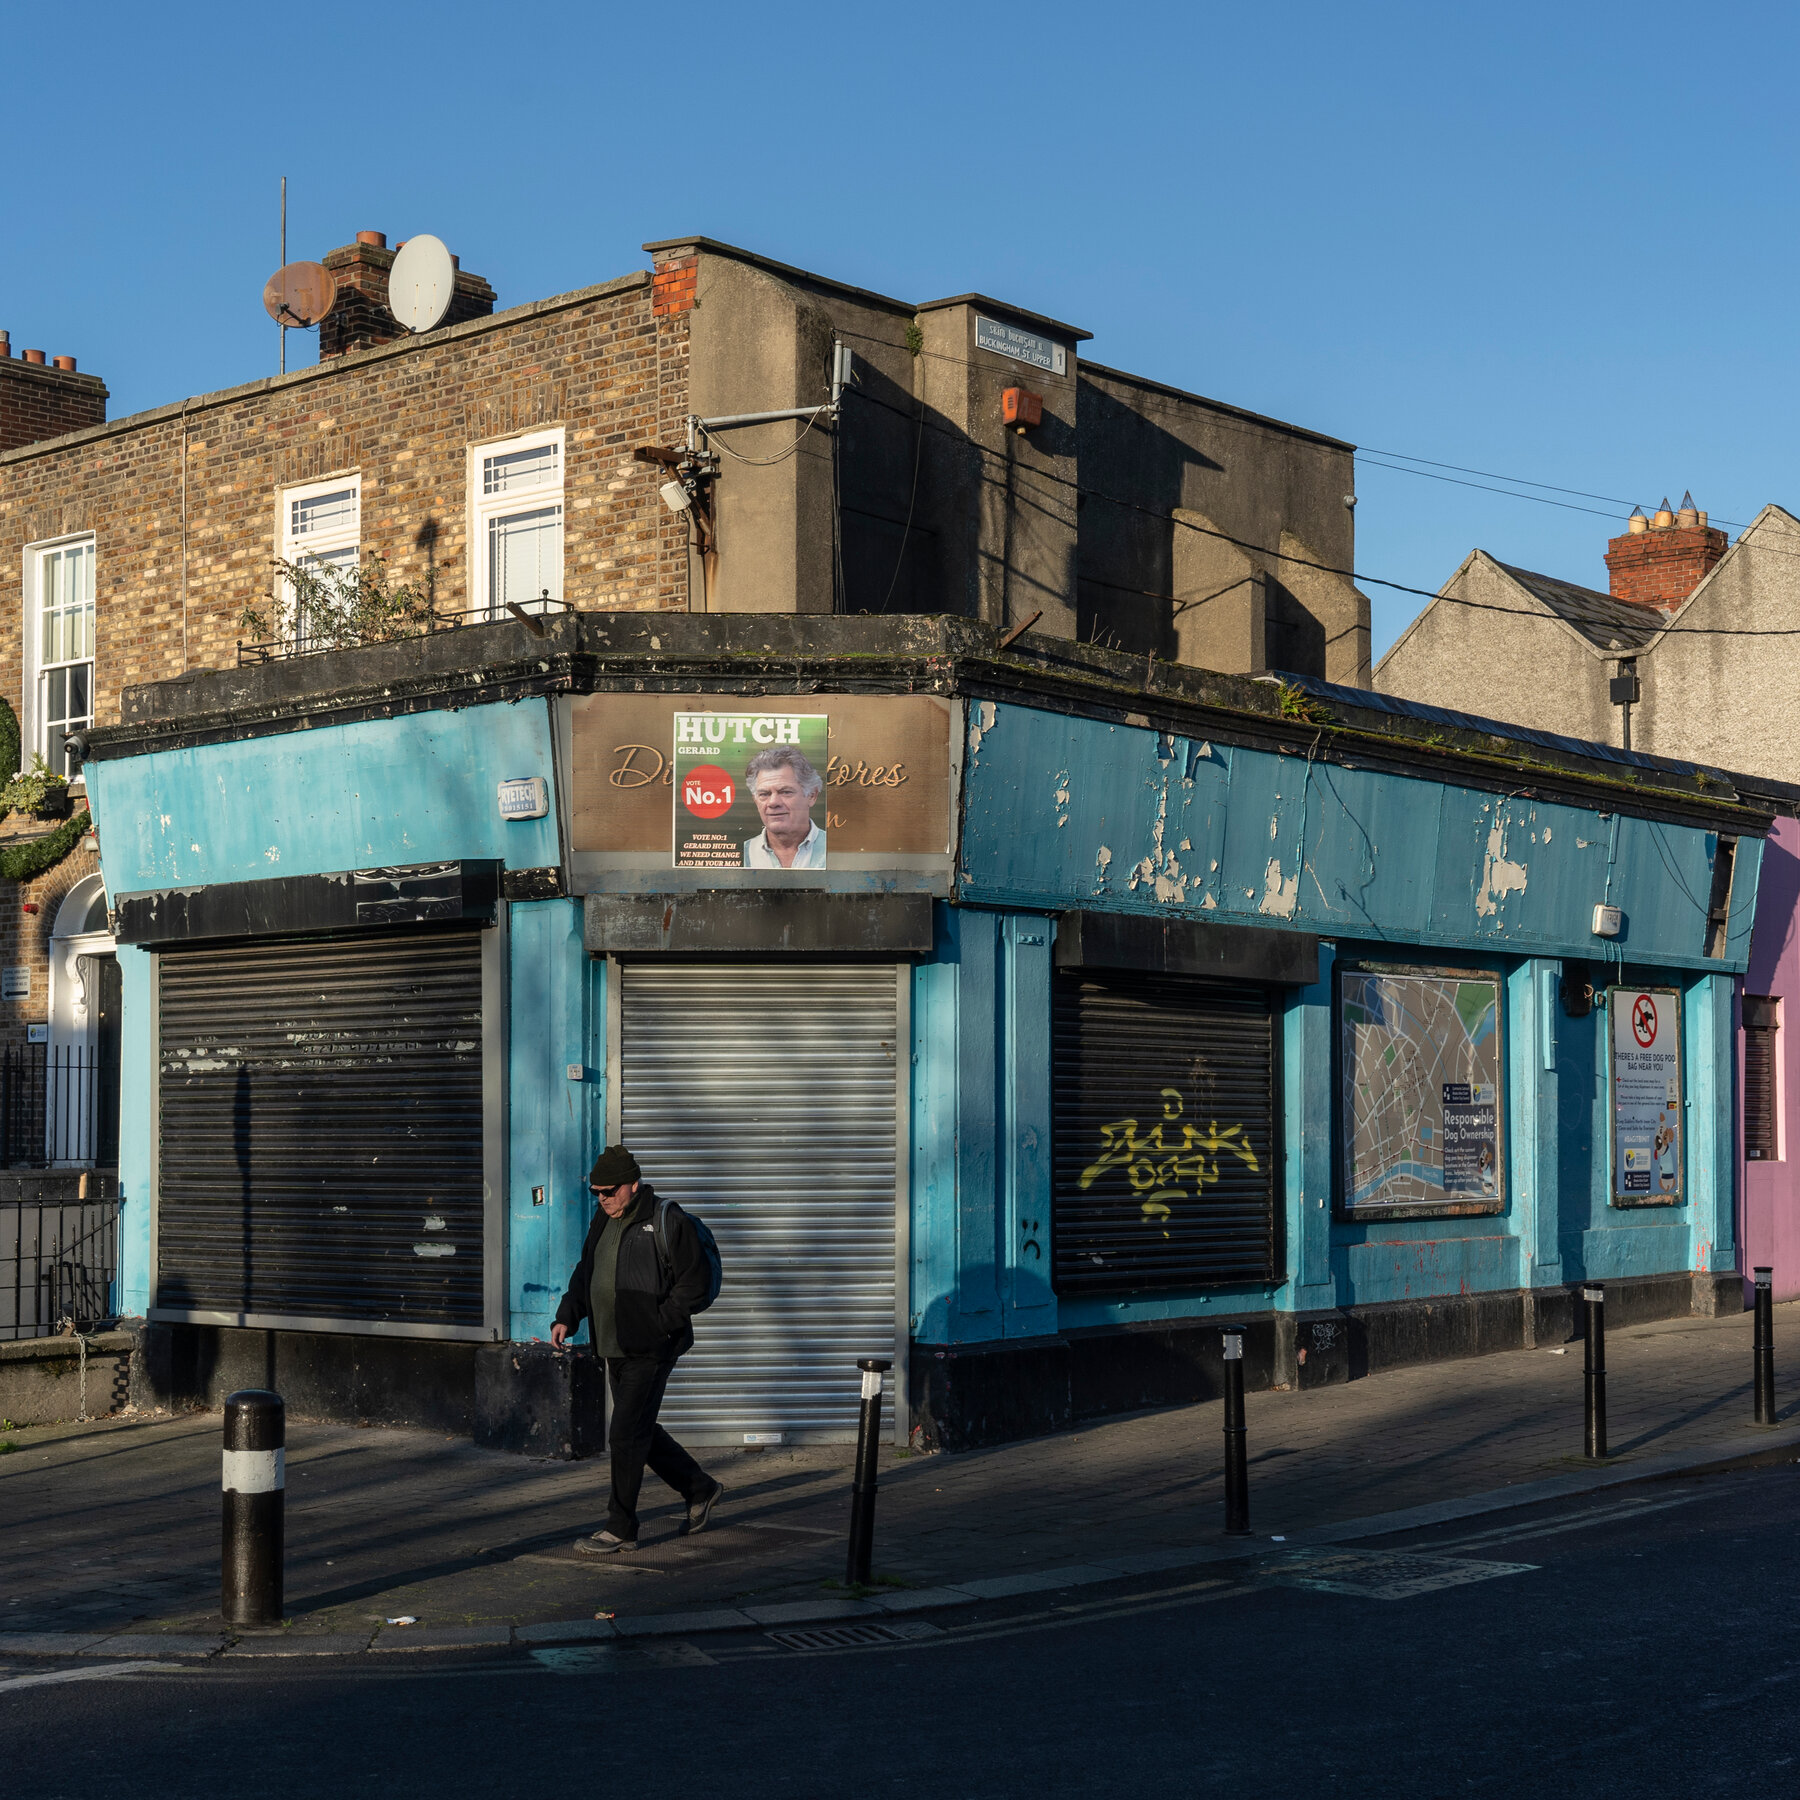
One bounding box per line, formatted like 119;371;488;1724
651;1196;676;1288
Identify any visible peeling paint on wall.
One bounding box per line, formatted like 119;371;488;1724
1474;815;1530;919
968;700;998;762
1260;856;1299;918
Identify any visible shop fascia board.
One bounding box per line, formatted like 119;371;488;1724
84;613;1773;840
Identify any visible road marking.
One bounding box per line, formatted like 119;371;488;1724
0;1661;179;1695
1416;1490;1706;1556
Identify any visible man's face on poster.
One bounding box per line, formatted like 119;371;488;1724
750;764;814;846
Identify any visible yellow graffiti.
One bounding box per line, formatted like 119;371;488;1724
1079;1090;1259;1234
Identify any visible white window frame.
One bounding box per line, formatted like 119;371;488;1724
21;532;96;781
275;472;362;644
467;427;565;621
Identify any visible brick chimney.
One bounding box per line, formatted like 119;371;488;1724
1604;491;1727;610
0;329;108;453
318;231;498;358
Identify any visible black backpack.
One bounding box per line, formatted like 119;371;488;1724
651;1196;723;1314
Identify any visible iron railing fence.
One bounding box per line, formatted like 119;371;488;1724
0;1197;118;1339
236;596;571;666
0;1045;119;1169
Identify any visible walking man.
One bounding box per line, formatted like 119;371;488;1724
551;1145;724;1553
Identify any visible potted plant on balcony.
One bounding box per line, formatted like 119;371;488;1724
1;755;73;821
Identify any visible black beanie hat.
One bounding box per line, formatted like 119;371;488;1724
589;1144;641;1188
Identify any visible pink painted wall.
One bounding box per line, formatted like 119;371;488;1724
1740;816;1800;1302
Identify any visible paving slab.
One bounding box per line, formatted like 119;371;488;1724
0;1633;113;1656
955;1564;1121;1599
512;1619;618;1644
368;1624;513;1653
612;1609;753;1638
871;1586;976;1613
223;1632;376;1657
81;1633;223;1657
740;1598;882;1625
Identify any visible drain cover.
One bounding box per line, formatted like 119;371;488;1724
766;1621;943;1652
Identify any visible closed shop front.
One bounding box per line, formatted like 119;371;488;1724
1051;968;1281;1293
617;963;904;1443
153;925;494;1335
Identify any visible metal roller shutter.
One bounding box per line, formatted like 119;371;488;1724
620;964;900;1443
1052;969;1279;1293
155;928;486;1330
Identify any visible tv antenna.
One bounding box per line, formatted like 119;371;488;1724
388;234;456;333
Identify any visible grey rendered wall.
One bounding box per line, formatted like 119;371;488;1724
1633;511;1800;786
686;252;838;615
1377;556;1618;744
1076;366;1368;684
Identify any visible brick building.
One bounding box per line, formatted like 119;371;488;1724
1;229;1378;1372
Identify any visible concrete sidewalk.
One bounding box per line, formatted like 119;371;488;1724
4;1303;1797;1653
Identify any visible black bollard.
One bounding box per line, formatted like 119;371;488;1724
1583;1285;1607;1460
1755;1266;1776;1426
1222;1327;1250;1536
222;1389;285;1627
846;1358;891;1587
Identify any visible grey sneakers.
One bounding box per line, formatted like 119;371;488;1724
574;1529;637;1556
683;1480;725;1536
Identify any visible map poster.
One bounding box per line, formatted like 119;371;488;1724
1610;987;1682;1205
1340;968;1504;1215
673;713;831;870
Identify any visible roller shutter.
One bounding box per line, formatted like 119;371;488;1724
1052;969;1279;1293
620;964;900;1443
155;928;486;1330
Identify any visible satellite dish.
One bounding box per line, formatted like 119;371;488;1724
388;234;456;333
262;261;337;327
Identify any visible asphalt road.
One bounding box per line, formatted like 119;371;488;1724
7;1462;1800;1799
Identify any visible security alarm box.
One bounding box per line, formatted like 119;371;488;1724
1002;387;1043;430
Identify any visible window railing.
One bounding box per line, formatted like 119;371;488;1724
0;1044;119;1170
237;596;571;666
0;1195;118;1339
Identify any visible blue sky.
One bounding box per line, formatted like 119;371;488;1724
5;1;1795;661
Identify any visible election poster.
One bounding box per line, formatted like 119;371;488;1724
672;712;831;869
1610;987;1682;1205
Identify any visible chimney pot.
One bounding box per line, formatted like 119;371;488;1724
51;355;76;372
22;349;46;365
1607;500;1728;610
0;331;10;358
356;230;388;248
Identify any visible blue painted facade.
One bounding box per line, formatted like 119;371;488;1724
89;684;1761;1386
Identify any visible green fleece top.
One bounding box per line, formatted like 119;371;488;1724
587;1188;649;1358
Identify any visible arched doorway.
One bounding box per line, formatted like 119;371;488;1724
48;874;119;1168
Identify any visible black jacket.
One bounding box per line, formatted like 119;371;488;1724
553;1184;708;1359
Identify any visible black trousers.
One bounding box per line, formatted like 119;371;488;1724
604;1355;712;1540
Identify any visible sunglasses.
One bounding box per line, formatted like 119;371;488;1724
591;1183;629;1199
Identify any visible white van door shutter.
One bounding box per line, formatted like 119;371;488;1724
619;964;901;1444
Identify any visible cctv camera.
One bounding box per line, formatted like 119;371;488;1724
660;480;692;514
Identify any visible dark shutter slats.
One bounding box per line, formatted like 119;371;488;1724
1052;970;1279;1293
155;929;485;1327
